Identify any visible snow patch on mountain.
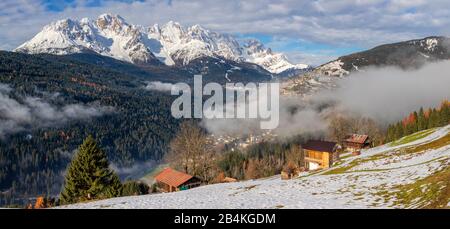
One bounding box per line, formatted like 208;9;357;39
410;37;439;52
317;60;349;77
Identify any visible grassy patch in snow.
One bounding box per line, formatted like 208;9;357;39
401;132;450;155
390;128;437;147
340;153;355;160
391;163;450;209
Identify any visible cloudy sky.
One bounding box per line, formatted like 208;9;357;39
1;0;449;65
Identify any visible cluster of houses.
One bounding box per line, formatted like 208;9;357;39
210;131;276;151
154;133;371;192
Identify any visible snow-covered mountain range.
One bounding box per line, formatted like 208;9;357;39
15;14;308;74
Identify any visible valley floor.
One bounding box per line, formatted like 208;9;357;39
59;125;450;209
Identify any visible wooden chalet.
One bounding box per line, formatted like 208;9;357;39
303;140;339;170
343;134;370;152
154;168;202;192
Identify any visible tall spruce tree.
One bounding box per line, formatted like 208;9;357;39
60;135;122;205
439;102;449;126
412;111;419;132
386;124;394;142
417;107;426;131
394;122;404;139
428;109;439;128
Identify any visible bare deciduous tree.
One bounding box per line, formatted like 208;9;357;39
328;115;384;146
165;121;217;182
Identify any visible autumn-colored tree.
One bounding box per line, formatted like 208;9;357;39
282;161;298;175
34;197;47;209
244;159;260;180
213;172;226;183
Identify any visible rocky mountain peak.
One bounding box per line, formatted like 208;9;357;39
15;14;309;74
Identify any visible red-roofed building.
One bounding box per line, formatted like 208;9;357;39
343;134;370;152
154;168;202;192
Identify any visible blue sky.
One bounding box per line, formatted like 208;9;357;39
1;0;449;65
43;0;143;11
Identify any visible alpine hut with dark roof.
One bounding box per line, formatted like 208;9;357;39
302;140;339;170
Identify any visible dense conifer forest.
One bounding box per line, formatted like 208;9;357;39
0;51;180;206
386;101;450;142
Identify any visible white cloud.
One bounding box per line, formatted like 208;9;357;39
285;51;339;67
1;0;449;63
202;61;450;138
144;81;176;92
0;83;114;138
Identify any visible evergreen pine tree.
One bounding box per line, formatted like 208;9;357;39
417;107;426;131
425;108;432;129
394;122;404;139
438;102;449;126
386;124;394;142
60;135;122;205
428;109;439;128
412;111;419;132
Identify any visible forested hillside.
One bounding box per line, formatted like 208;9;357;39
0;51;180;206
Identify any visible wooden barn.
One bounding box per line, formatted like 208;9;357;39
343;134;370;152
303;140;339;170
154;168;202;192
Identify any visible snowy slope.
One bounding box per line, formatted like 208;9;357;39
59;125;450;209
15;14;308;74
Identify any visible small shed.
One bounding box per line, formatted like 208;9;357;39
303;140;339;170
344;134;370;152
154;168;202;192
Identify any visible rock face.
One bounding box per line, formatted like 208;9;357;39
243;39;309;74
15;14;309;74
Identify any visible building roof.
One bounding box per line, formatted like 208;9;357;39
303;140;337;153
345;134;369;144
154;168;194;188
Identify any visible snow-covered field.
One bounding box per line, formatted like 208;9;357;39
59;125;450;209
